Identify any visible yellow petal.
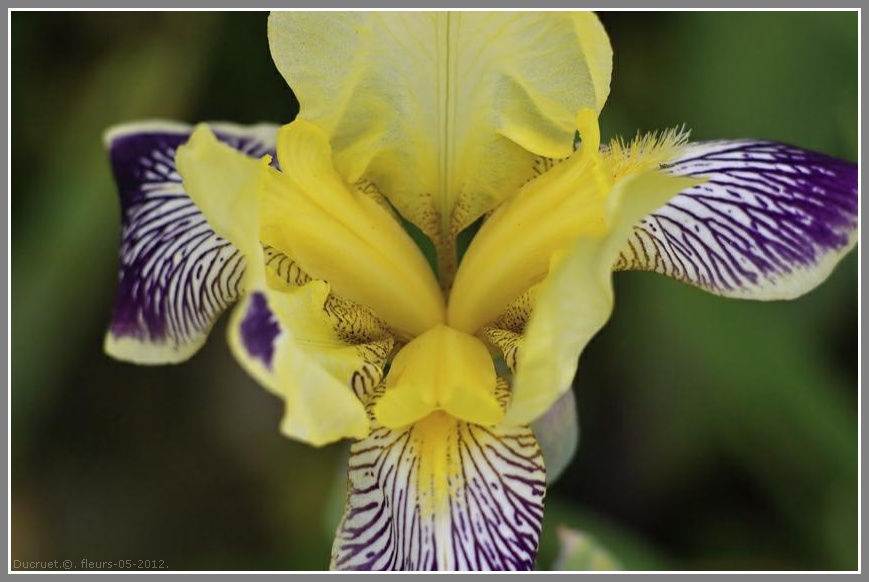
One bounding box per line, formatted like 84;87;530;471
268;12;612;279
175;124;269;284
227;282;393;446
373;324;503;428
448;109;609;334
176;124;387;446
503;169;701;426
261;120;445;338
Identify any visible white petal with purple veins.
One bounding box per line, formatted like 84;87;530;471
103;121;278;363
614;140;858;299
331;392;546;571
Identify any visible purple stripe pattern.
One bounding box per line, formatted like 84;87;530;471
105;122;277;360
613;140;858;296
331;401;546;571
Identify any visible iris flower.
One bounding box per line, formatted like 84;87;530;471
103;12;857;571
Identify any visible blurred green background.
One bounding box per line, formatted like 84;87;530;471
11;11;857;571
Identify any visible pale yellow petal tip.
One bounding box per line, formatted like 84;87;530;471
373;387;432;430
177;122;276;165
174;123;224;186
173;119;268;270
176;122;270;179
276;119;334;175
180;122;219;155
605;172;702;227
279;405;370;448
104;332;202;365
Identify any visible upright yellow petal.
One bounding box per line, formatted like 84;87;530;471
268;12;612;281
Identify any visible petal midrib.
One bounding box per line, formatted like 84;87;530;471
436;12;453;254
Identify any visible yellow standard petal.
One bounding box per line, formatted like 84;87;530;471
268;11;613;283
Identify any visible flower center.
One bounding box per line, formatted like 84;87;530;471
373;324;503;428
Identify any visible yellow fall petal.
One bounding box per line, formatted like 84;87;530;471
502;169;701;426
268;11;612;280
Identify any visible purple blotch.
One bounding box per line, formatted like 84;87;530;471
240;292;280;369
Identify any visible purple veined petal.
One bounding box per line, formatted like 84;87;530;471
613;140;858;299
104;120;279;364
331;390;546;571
